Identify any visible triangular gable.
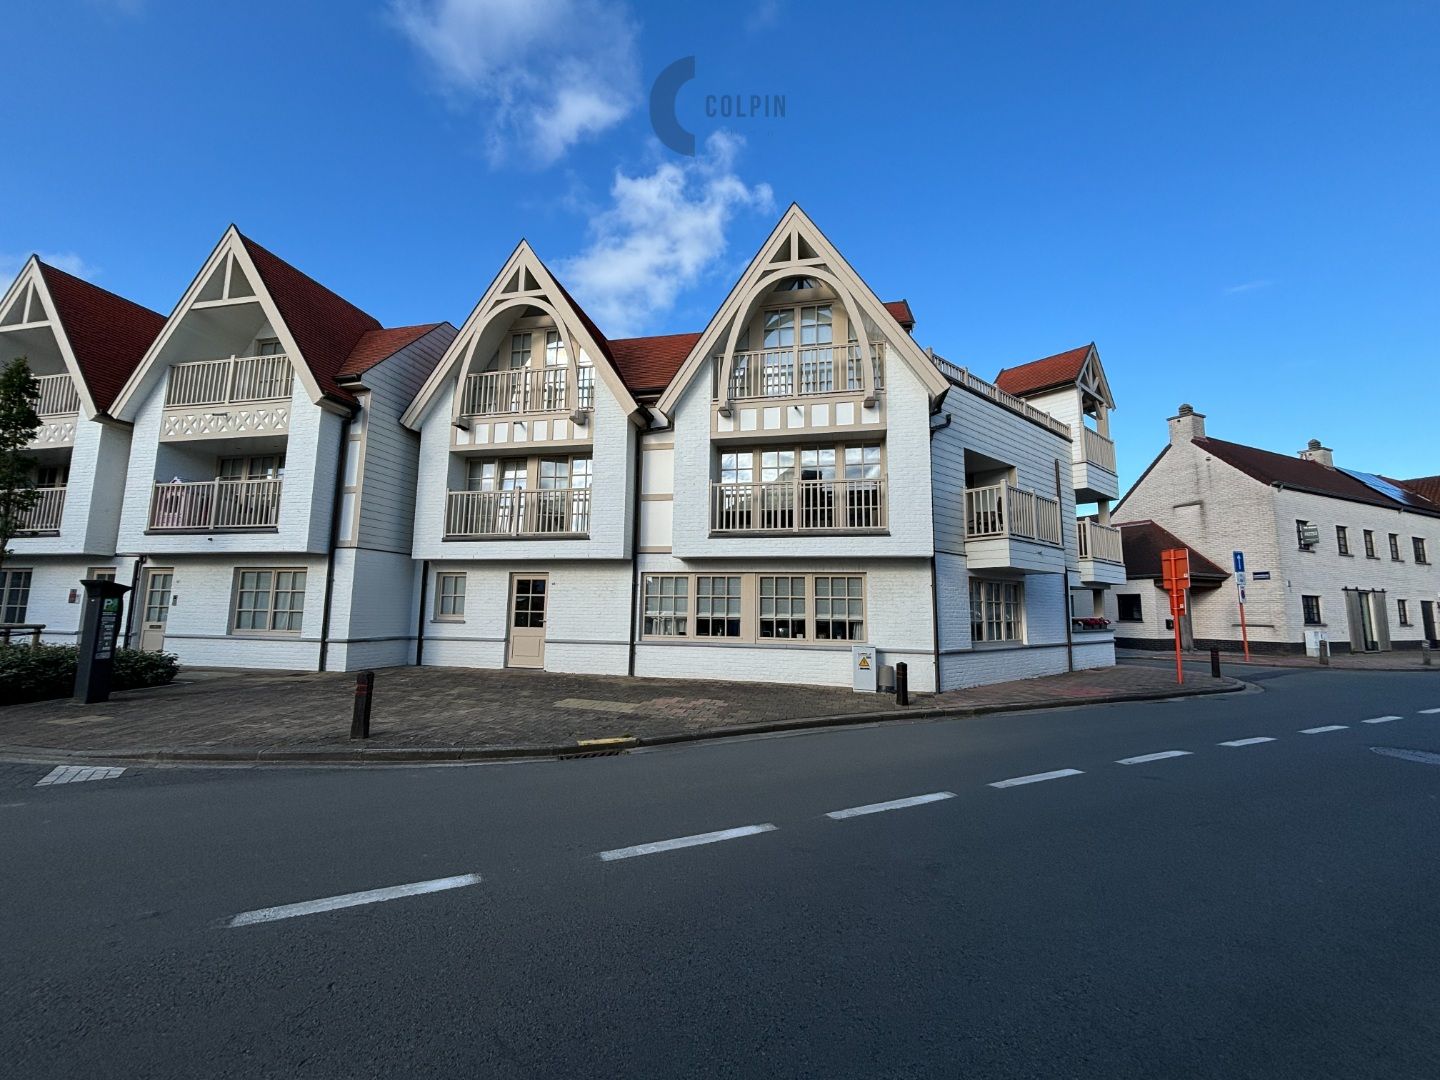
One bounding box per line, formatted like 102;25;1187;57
995;343;1114;409
111;227;380;420
401;240;640;430
0;257;163;418
655;204;950;414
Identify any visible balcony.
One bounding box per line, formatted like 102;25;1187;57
963;483;1064;572
720;343;885;402
710;478;887;535
1077;519;1127;586
160;354;294;441
1073;425;1118;502
148;478;282;532
460;368;592;419
30;375;81;448
15;486;65;535
444;488;591;539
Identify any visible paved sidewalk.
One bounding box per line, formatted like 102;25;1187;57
1119;647;1438;672
0;662;1239;763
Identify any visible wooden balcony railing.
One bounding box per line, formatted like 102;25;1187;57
164;354;294;407
1076;426;1117;473
1077;519;1124;563
964;483;1062;546
460;368;592;418
34;374;81;416
148;478;282;531
929;356;1073;438
444;488;591;538
717;342;886;401
15;486;66;534
710;478;888;534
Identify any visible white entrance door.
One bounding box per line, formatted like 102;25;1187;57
139;568;173;652
506;574;548;669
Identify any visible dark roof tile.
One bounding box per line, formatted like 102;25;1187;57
1116;519;1230;582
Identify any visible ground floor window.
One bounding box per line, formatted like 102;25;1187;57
970;579;1024;643
232;568;307;634
1;569;33;623
435;572;466;620
1116;593;1143;622
1398;598;1411;626
641;572;867;645
1302;594;1323;625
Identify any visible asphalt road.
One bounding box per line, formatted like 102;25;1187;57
5;665;1440;1079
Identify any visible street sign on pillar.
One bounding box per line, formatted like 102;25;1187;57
1233;550;1251;661
1161;548;1191;684
74;579;132;704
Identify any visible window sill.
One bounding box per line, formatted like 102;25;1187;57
431;618;465;625
637;638;865;650
228;632;303;640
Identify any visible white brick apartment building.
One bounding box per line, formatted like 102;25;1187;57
1110;405;1440;654
0;258;163;643
403;206;1121;691
4;206;1124;692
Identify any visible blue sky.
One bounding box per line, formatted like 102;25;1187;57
3;0;1436;485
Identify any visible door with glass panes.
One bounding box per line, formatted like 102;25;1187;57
506;574;548;668
138;568;173;652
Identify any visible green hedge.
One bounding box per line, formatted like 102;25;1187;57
0;644;179;705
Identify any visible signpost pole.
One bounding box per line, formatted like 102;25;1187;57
1162;548;1191;686
1239;600;1251;662
1233;551;1251;662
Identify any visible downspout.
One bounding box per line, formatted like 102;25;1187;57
415;559;430;666
927;411;952;691
123;555;146;650
625;413;649;676
1056;457;1074;672
317;408;353;672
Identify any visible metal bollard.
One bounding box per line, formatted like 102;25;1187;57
895;661;909;707
1210;648;1221;679
1422;643;1432;667
1318;640;1330;667
351;670;374;739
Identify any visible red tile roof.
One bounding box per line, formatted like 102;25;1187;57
1195;437;1440;516
608;333;704;396
883;300;915;331
1116;520;1230;582
994;344;1092;397
339;323;446;380
238;232;381;406
1396;475;1440;507
36;261;165;413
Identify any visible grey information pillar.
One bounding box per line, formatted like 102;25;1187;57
74;579;132;704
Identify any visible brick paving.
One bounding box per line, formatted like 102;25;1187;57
0;662;1237;758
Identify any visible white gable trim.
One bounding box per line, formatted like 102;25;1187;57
109;226;330;421
0;257;102;419
655;204;950;414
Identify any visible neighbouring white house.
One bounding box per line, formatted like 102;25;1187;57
402;205;1119;691
106;227;455;670
0;258;164;642
1109;404;1440;653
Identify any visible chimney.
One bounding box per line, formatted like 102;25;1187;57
1168;403;1206;445
1298;438;1334;469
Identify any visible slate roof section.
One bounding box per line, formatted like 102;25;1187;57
1117;519;1230;582
994;344;1092;397
237;232;382;405
36;261;165;413
339;323;447;380
1195;437;1440;517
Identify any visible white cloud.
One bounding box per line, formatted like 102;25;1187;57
557;132;775;337
745;0;783;32
0;251;97;283
1222;279;1275;295
391;0;640;166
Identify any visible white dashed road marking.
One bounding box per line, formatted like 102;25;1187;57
598;824;777;862
1363;716;1402;724
1300;725;1348;734
1116;751;1192;765
36;765;125;787
1419;708;1440;715
1219;737;1275;747
228;873;482;927
826;792;955;819
989;769;1084;789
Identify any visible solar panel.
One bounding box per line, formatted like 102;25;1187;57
1339;468;1435;510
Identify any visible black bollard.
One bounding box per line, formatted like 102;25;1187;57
1210;648;1221;679
895;661;909;706
351;670;374;739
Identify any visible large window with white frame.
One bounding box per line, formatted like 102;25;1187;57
970;579;1024;644
640;573;867;644
232;568;307;635
1;568;32;623
435;572;466;621
714;444;885;531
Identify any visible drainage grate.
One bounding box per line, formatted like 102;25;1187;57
1370;746;1440;765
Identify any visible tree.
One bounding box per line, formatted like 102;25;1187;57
0;357;42;574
